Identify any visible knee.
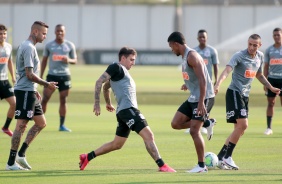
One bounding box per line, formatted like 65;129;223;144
268;101;275;107
112;143;123;150
171;121;180;129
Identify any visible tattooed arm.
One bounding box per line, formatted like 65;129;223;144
93;72;112;116
25;67;57;90
256;72;280;94
103;80;116;113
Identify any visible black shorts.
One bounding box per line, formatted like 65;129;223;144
266;77;282;97
46;74;71;92
116;107;148;138
226;89;249;123
0;80;14;100
177;98;215;121
14;90;43;120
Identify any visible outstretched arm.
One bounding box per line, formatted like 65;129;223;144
256;72;280;94
93;72;111;116
214;65;233;95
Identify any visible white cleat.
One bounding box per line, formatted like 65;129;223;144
222;157;239;170
6;163;28;171
186;164;208;173
185;127;208;134
217;160;231;170
16;155;32;170
264;128;273;135
206;118;216;141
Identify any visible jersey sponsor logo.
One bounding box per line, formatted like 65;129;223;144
226;111;235;119
126;119;135;128
204;50;210;57
0;57;8;63
203;59;208;65
244;70;256;78
270;58;282;65
52;54;65;61
182;72;189;80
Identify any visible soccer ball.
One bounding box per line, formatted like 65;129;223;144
204;152;218;169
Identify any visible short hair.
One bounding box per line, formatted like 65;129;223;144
118;47;137;61
32;21;49;29
167;32;186;45
273;27;282;32
55;24;64;29
249;34;261;40
198;29;207;35
0;24;7;31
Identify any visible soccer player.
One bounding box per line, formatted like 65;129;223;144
40;24;77;132
215;34;280;170
263;28;282;135
6;21;58;170
79;47;176;172
185;29;219;134
167;32;216;173
0;24;16;137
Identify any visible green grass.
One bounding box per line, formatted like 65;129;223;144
0;65;282;183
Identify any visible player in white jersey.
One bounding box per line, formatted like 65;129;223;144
40;24;77;132
263;28;282;135
79;47;176;173
6;21;58;171
0;24;16;137
185;29;219;134
214;34;280;170
167;32;216;173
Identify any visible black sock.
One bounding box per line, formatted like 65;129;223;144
217;144;228;160
198;161;205;168
202;119;210;128
87;151;96;161
224;142;236;159
8;149;17;166
267;116;272;129
3;118;12;129
60;116;65;127
18;142;29;157
156;158;165;167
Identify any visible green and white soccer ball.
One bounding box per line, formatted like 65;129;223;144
204;152;218;169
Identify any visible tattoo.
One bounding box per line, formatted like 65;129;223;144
103;81;111;104
95;73;110;105
144;141;161;160
11;120;28;150
26;67;49;87
25;124;44;145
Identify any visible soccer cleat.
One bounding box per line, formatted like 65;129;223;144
6;163;28;171
79;154;89;170
158;164;176;172
222;157;239;170
186;164;208;173
185;128;207;134
2;127;13;137
217;160;231;170
206;118;216;141
16;155;32;170
264;128;273;135
59;125;72;132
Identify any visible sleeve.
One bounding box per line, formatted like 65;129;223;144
257;53;264;73
42;43;49;57
227;52;240;69
68;42;77;59
105;63;124;81
264;47;270;64
23;45;35;68
211;48;219;64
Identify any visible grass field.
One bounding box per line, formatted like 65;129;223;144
0;65;282;184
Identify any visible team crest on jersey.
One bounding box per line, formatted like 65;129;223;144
63;45;70;52
204;50;210;57
27;110;34;118
240;109;247;116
